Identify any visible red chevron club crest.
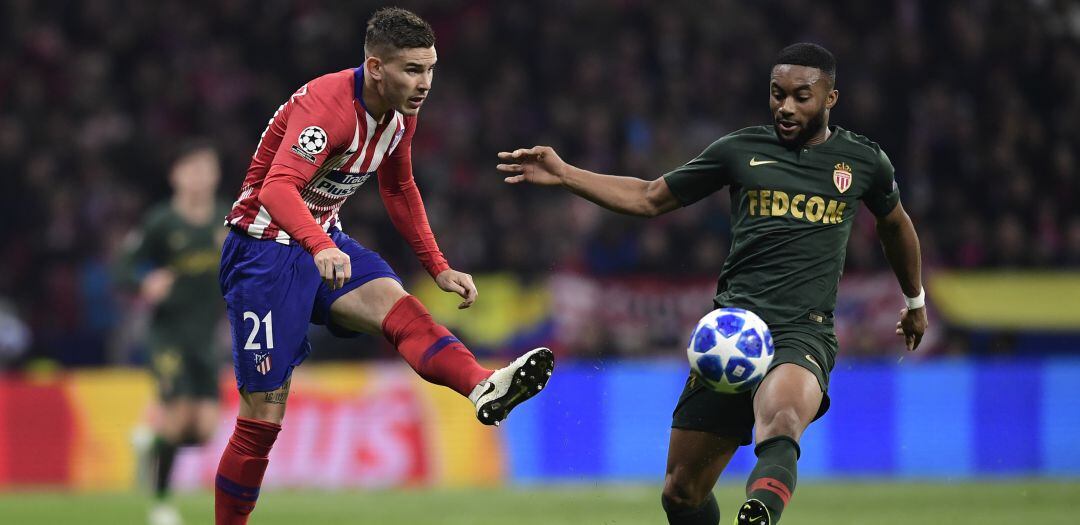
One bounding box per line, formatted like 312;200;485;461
254;352;272;375
833;162;852;193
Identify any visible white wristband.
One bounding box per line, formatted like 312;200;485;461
904;287;925;310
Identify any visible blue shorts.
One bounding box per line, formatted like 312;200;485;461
219;228;401;392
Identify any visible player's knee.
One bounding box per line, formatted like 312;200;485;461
239;389;288;425
332;278;409;334
245;407;285;425
757;406;804;440
374;289;418;330
661;474;707;512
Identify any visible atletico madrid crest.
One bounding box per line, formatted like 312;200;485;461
833;162;852;193
254;352;272;375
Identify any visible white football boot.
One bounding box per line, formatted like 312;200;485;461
468;347;554;426
148;502;182;525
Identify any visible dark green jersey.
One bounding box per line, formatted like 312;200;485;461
663;125;900;331
119;203;230;336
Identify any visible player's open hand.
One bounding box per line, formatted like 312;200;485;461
497;146;567;186
314;247;351;291
140;268;176;305
896;306;928;351
436;269;478;309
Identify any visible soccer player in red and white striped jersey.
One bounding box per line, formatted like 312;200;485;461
214;8;554;524
225;63;411;253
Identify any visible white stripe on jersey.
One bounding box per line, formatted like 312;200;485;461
274;226;292;244
347;109;362;155
232;187;253;210
226;187;253;227
249;206;273;237
344;112;379;173
363;113;405;173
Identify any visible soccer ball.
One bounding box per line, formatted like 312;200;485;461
686;307;774;394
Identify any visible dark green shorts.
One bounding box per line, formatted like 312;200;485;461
148;331;221;402
671;329;837;446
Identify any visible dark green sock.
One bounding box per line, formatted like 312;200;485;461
745;436;799;523
153;436;179;500
662;491;720;525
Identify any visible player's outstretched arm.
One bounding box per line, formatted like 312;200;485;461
497;146;680;217
875;202;928;351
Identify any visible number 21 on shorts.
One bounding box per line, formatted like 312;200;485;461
243;311;275;350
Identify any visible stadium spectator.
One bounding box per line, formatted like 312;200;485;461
2;0;1077;363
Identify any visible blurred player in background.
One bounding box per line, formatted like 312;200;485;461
498;43;927;525
117;142;229;525
214;8;554;524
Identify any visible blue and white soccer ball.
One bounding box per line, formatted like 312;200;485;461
687;307;774;394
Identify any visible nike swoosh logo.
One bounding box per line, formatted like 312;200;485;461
749;157;778;166
749;515;765;522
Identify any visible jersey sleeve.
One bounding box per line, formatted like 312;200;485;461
662;137;735;206
269;82;354;179
133;208;171;266
377;116;451;278
114;207;169;290
862;147;901;217
261;80;355;255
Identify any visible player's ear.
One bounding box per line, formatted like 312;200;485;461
825;89;838;110
365;55;383;80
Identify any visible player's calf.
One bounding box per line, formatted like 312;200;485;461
661;462;723;525
661;489;720;525
382;295;494;396
213;383;290;524
740;435;799;525
214;417;281;525
754;406;805;442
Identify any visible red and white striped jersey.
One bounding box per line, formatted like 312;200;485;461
226;67;409;244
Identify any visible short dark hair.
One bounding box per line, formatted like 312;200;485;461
364;7;435;57
170;138;216;167
776;43;837;85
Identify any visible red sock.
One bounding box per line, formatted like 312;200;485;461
382;295;492;396
214;417;281;525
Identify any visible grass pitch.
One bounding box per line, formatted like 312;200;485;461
0;481;1076;524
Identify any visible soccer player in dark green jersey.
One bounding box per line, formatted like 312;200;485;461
498;43;927;525
118;142;230;525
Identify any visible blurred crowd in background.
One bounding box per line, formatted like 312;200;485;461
1;0;1078;367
